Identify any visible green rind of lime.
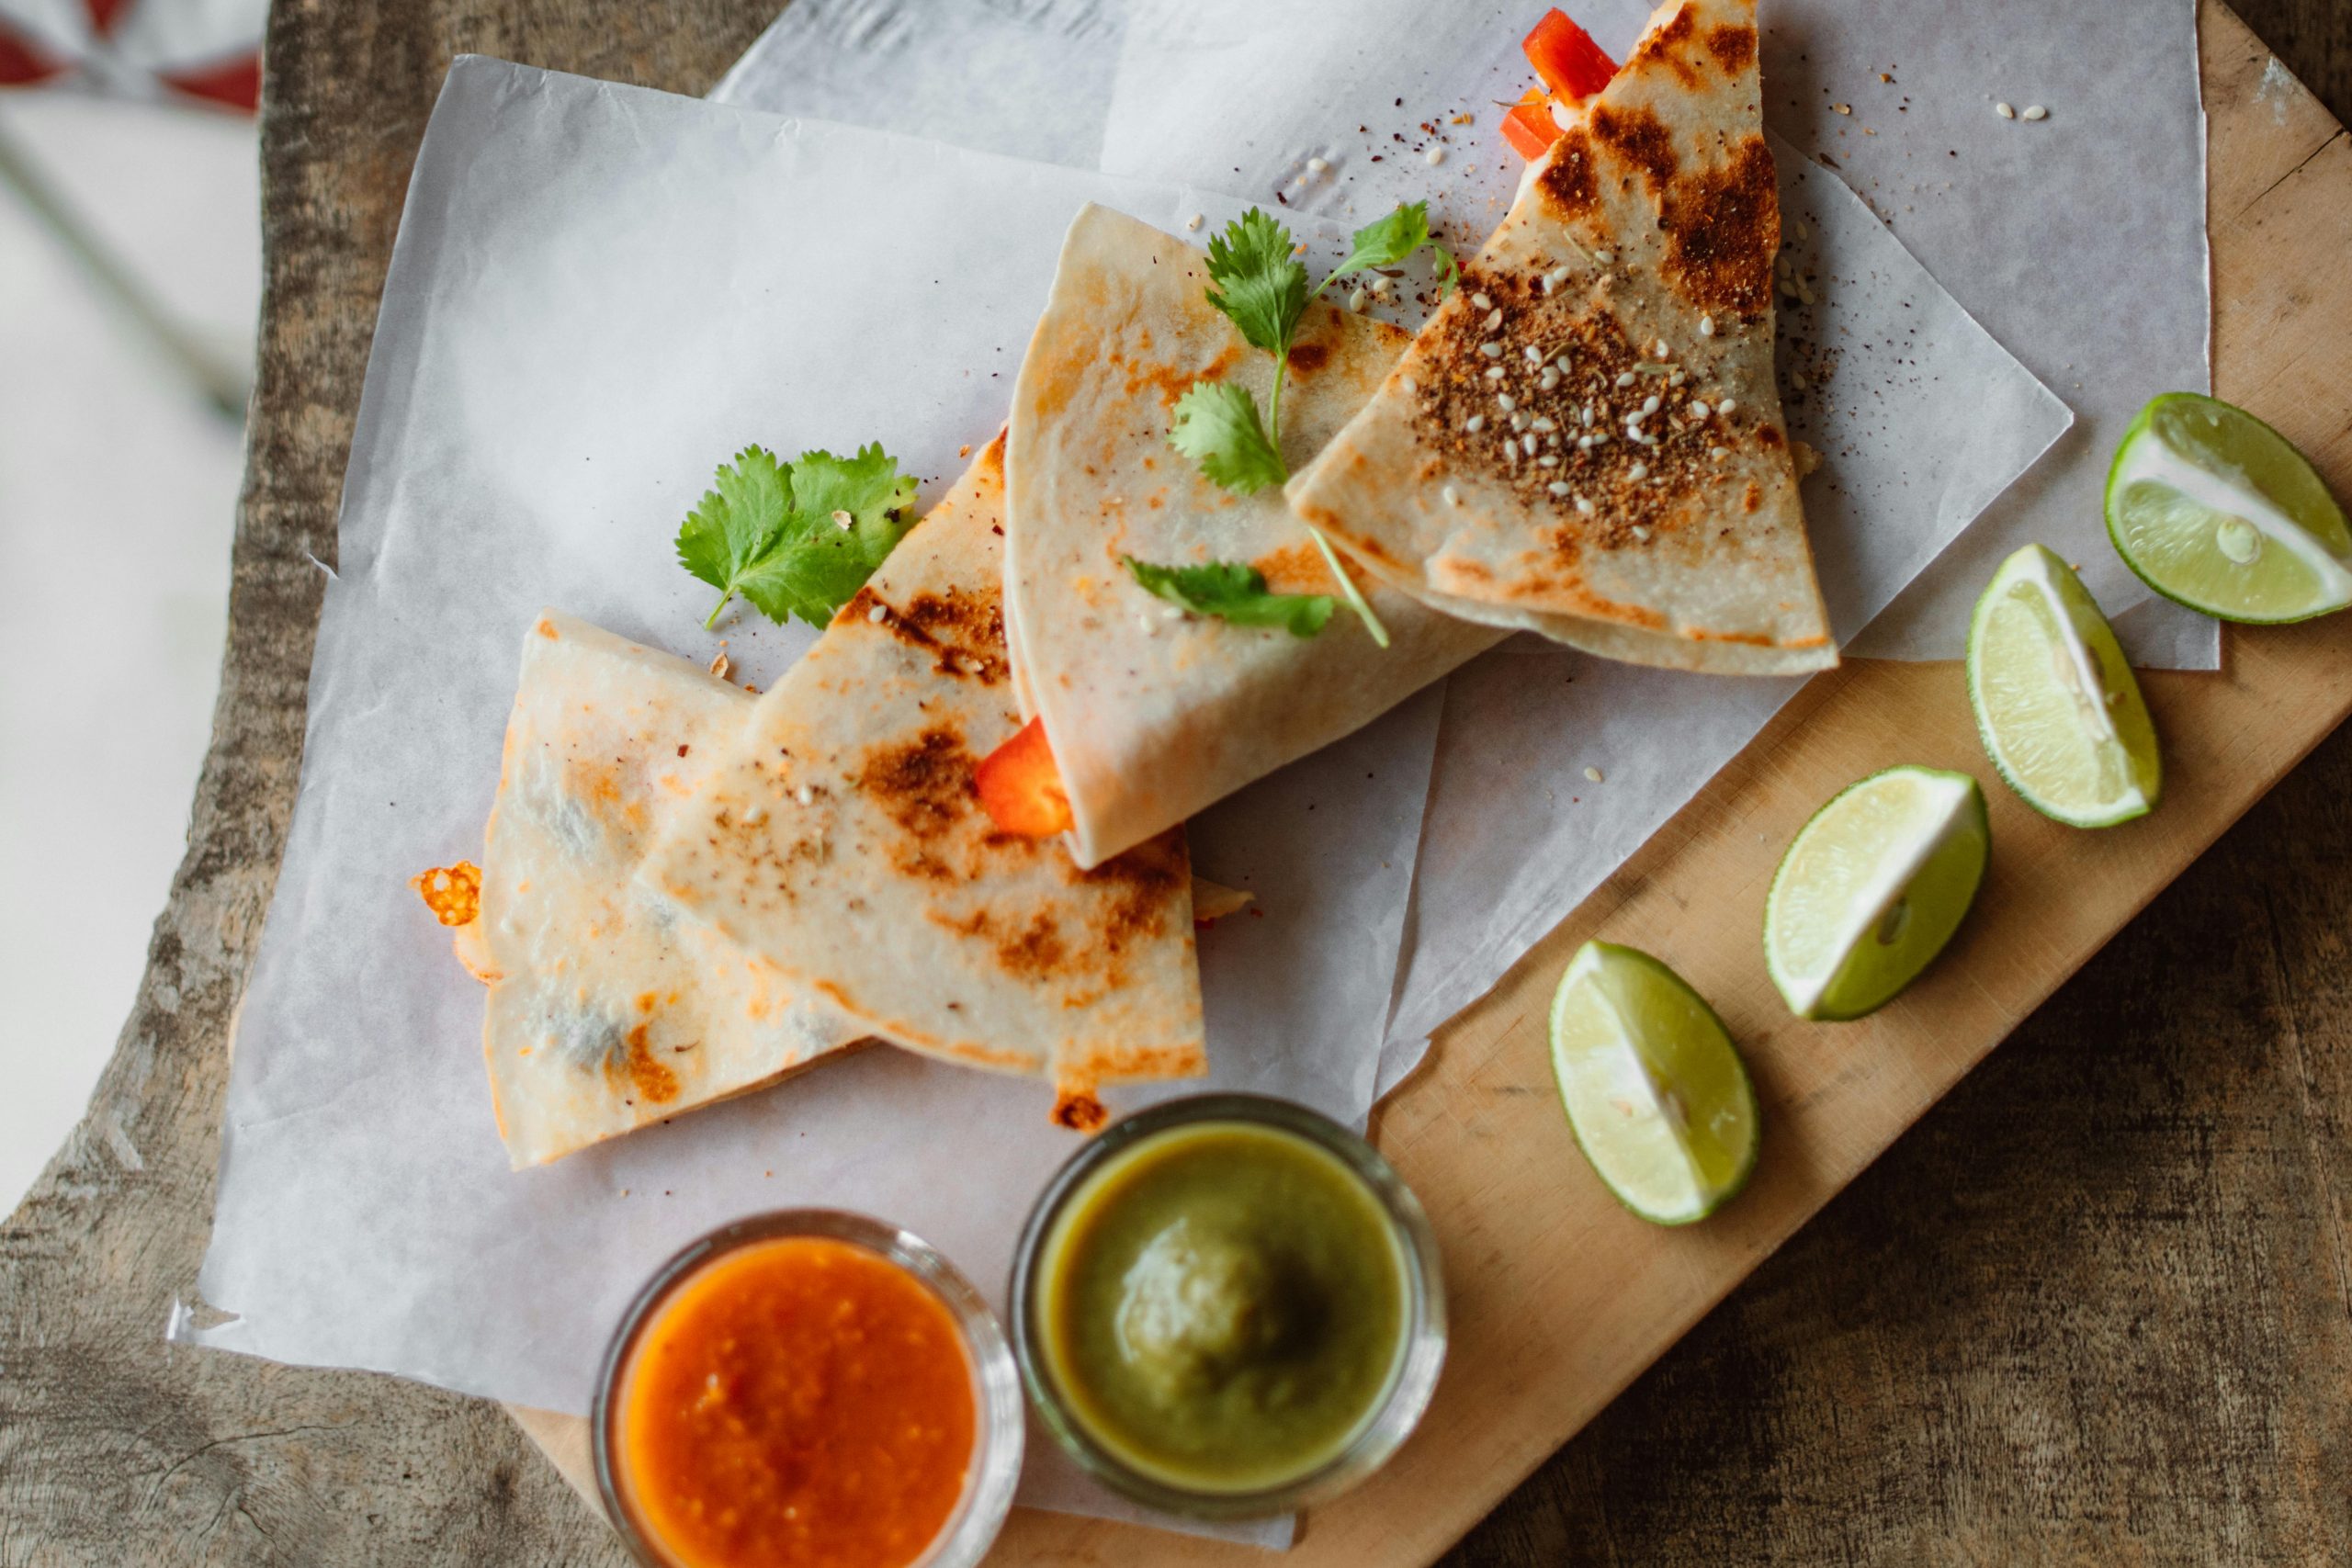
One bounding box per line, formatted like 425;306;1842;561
1546;941;1758;1226
1763;766;1990;1022
2106;391;2352;624
1966;544;2163;829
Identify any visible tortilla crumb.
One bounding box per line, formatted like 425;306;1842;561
1052;1089;1109;1133
412;861;481;927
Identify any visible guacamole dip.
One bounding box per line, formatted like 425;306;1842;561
1033;1120;1408;1493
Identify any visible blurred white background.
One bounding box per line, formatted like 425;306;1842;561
0;76;258;1210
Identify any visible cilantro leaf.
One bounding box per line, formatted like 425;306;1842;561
677;446;793;627
1124;557;1334;637
1168;380;1288;494
676;443;919;630
1329;200;1436;281
1430;242;1461;297
1203;209;1310;357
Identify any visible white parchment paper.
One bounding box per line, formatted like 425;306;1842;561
179;56;1487;1543
710;0;2080;1089
719;0;2210;666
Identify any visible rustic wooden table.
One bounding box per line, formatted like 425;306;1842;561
3;2;2346;1563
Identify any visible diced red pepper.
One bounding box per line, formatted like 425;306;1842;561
1522;8;1619;101
976;716;1073;838
1500;88;1561;160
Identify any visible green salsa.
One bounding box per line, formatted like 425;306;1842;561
1034;1121;1408;1493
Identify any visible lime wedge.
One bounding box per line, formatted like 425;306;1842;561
2107;391;2352;623
1763;766;1989;1021
1967;545;2162;829
1547;942;1758;1225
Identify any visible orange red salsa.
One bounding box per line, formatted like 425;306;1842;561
614;1237;977;1568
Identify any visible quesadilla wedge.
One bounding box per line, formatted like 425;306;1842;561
1287;0;1836;675
459;612;862;1168
641;437;1206;1128
1000;203;1506;870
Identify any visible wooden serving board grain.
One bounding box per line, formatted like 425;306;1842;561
521;4;2349;1559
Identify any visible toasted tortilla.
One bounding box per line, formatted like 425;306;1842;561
641;438;1205;1126
470;612;861;1168
1002;204;1506;869
1287;0;1835;675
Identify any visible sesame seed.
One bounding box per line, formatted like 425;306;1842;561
1504;438;1520;463
1425;146;1445;165
1483;308;1504;330
1539;369;1560;390
1540;275;1558;296
1797;284;1816;306
1580;405;1596;426
1584;766;1605;783
1307;155;1329;172
1548;479;1572;496
1496;393;1516;412
1654;340;1672;359
1631;525;1650;542
1699;313;1716;337
1575;495;1596;515
1710;446;1732;460
1348;285;1370;312
1577;434;1595;451
1792;371;1809;390
1627;462;1649;480
1162;604;1184;619
1668;370;1687;387
2022;104;2048;121
1137;615;1158;636
1538;455;1559;467
1486;366;1507;380
1624;424;1645;443
1511;412;1529;432
1524;344;1544;363
1594;249;1615;265
1641;394;1662;415
1186;213;1204;230
1780;276;1800;299
1996;101;2016;118
1479;342;1503;357
1531;416;1556;432
1615;371;1637;389
1442;483;1462;506
867;603;889;623
1689;400;1711;419
1472;291;1493;309
1401;375;1418;394
1832;102;1851;115
1717;397;1737;414
1547;265;1572;286
1521;434;1538;456
797;784;816;806
1464;414;1486;433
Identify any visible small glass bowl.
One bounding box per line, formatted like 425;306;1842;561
1009;1094;1447;1520
592;1209;1023;1568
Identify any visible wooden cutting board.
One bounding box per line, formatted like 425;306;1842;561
511;5;2352;1559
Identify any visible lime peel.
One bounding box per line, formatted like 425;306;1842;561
1764;766;1990;1021
1547;941;1758;1226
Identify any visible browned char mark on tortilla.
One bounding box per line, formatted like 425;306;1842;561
1590;103;1679;192
1625;1;1702;87
1661;135;1778;321
859;584;1010;685
1704;21;1757;71
858;726;977;841
1536;131;1600;219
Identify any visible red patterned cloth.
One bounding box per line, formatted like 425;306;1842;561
0;0;265;111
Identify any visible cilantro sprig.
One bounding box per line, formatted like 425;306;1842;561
676;443;920;630
1168;201;1457;647
1124;557;1335;638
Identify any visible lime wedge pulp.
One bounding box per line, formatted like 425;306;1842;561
2107;391;2352;623
1547;942;1758;1225
1967;545;2162;829
1764;766;1989;1021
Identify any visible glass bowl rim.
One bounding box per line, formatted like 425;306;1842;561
591;1206;1023;1568
1007;1092;1447;1520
